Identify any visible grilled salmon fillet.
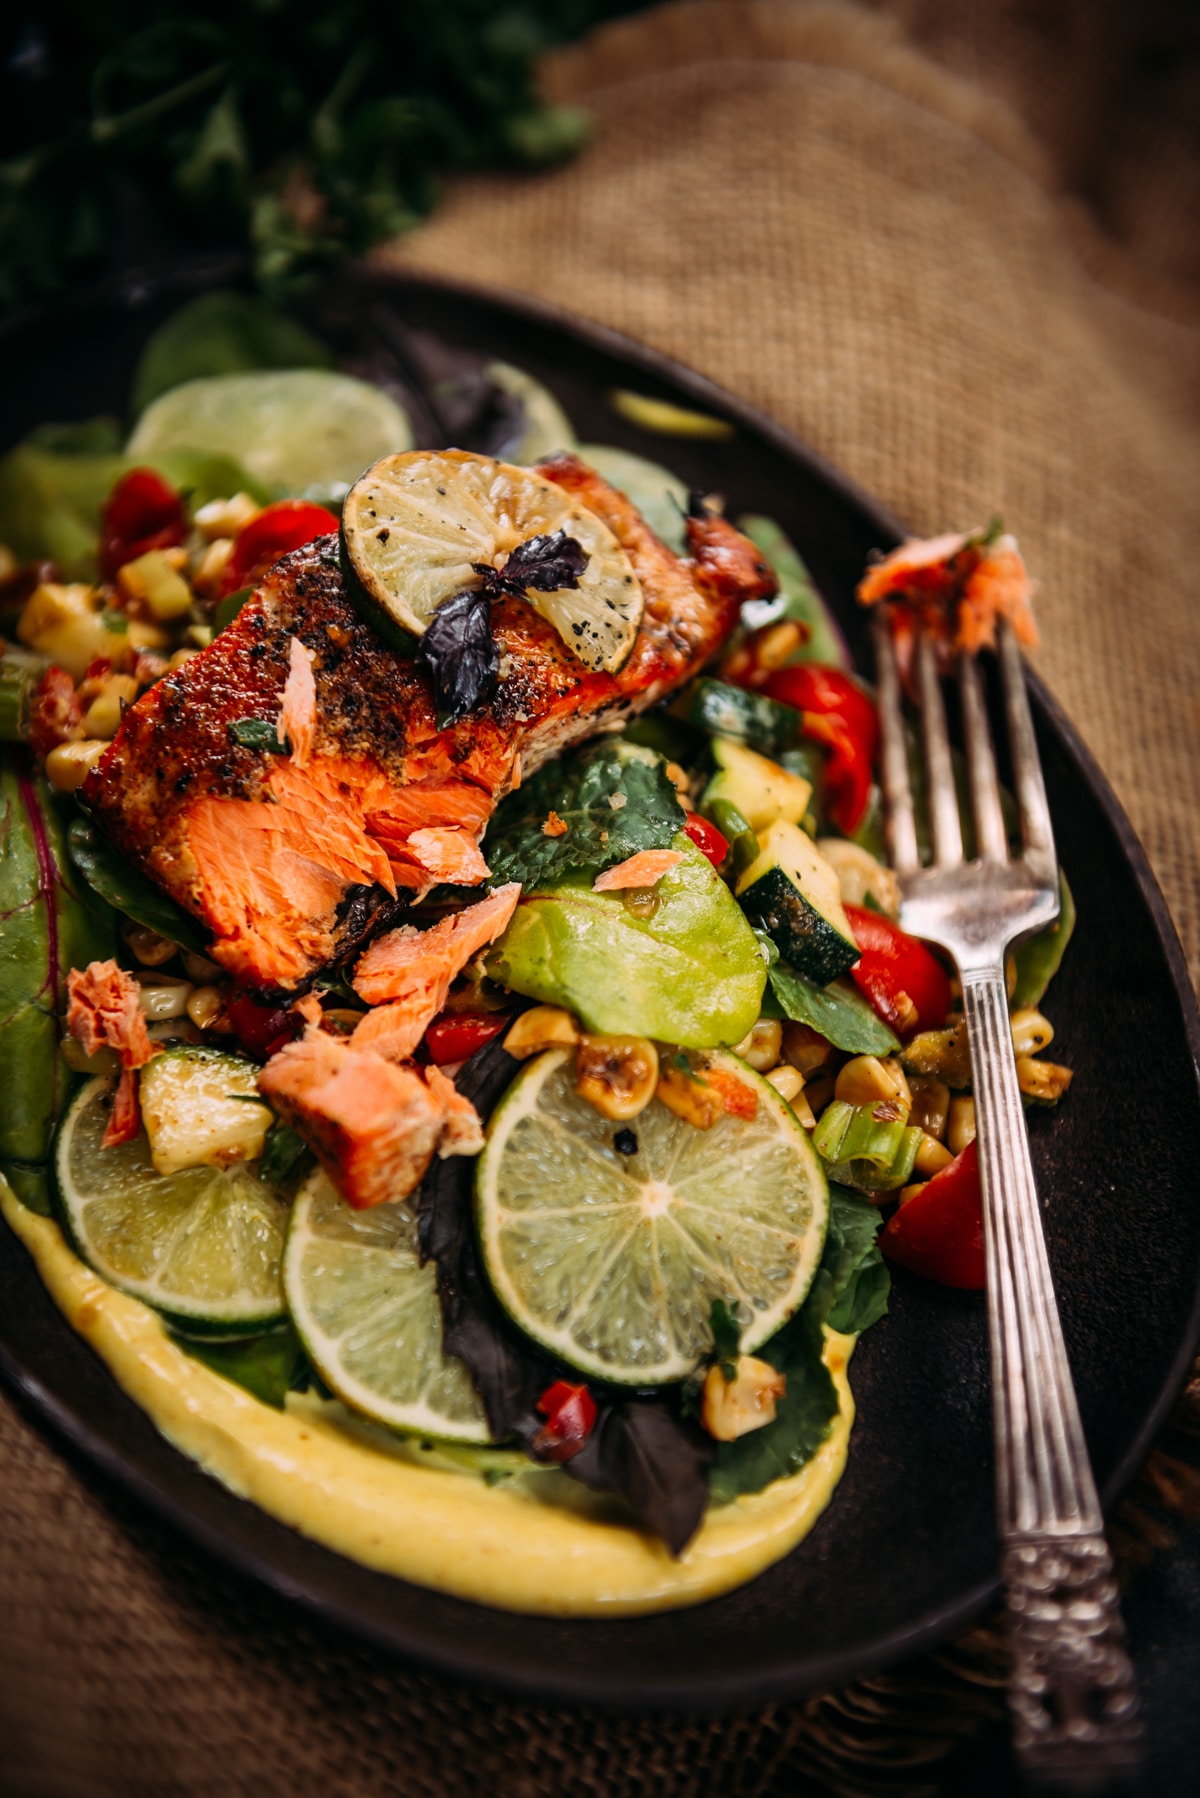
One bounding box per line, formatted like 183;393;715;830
84;456;775;991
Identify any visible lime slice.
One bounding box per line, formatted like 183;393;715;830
127;369;413;501
476;1048;828;1385
54;1075;288;1333
341;449;644;673
283;1168;491;1442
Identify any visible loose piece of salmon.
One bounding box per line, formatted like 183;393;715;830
592;849;683;892
424;1063;485;1158
66;960;159;1149
857;529;1037;656
258;1031;480;1208
277;635;317;768
350;882;521;1062
85;459;775;991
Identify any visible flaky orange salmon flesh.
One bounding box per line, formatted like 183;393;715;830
83;456;775;992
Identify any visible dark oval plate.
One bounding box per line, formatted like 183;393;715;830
2;265;1199;1710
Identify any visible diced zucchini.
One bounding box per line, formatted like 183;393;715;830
736;820;859;984
687;678;798;757
139;1046;273;1176
702;737;812;835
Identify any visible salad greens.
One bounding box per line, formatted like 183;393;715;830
737;516;850;667
67;819;210;955
483;737;686;885
487;836;766;1047
0;758;115;1211
709;1187;887;1502
767;962;901;1056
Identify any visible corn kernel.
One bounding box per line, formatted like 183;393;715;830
504;1006;580;1059
1010;1008;1054;1057
732;1018;783;1071
908;1075;950;1140
835;1054;911;1110
186;985;229;1032
702;1357;787;1441
44;739;107;792
192;537;235;599
135;974;193;1020
947;1096;976;1155
1016;1058;1073;1102
764;1064;804;1104
914;1131;954;1176
781;1021;835;1077
81;673;138;740
122;922;177;967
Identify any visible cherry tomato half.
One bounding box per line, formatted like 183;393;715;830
683;811;730;867
844;904;952;1039
219;501;339;598
880;1139;984;1289
99;468;187;580
425;1012;510;1065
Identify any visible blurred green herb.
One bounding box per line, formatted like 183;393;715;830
0;3;646;313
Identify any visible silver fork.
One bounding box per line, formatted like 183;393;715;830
873;613;1142;1785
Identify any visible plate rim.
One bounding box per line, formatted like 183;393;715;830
2;259;1199;1712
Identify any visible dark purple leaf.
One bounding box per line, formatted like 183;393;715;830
568;1401;714;1559
473;530;588;598
416;588;499;726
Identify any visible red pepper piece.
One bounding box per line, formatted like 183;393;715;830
226;988;300;1060
29;665;83;757
103;1067;143;1149
844;904;951;1039
880;1139;984;1289
99;468;187;580
425;1012;509;1066
534;1379;598;1462
682;811;729;867
219;501;339;598
760;664;880;835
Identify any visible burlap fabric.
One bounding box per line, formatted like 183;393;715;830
3;4;1198;1793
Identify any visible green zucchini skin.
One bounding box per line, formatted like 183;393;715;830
687;678;798;757
739;864;859;984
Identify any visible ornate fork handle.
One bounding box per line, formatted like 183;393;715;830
961;965;1141;1778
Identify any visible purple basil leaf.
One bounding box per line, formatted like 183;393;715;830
569;1401;714;1558
473;530;588;598
416;588;499;725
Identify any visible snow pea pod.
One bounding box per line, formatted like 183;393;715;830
0;752;115;1210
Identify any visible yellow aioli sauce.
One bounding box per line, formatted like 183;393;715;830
2;1184;856;1617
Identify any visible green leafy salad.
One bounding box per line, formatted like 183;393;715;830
0;291;1077;1569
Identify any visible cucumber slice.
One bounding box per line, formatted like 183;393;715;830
128;369;413;502
341;449;644;673
54;1074;288;1334
476;1047;828;1386
688;678;799;757
702;737;812;836
139;1046;274;1176
736;820;860;984
283;1168;491;1443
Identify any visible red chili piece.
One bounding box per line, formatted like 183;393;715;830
761;664;879;835
843;903;951;1039
534;1379;598;1462
219;501;339;598
880;1139;984;1289
682;811;729;867
225;988;300;1060
424;1012;509;1066
99;468;187;580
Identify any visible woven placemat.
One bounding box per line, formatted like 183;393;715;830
4;3;1199;1792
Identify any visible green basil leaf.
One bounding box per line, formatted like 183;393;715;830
483;738;686;886
768;962;900;1056
67;817;210;954
229;717;287;753
171;1322;309;1409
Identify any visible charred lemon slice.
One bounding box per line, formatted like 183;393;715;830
342;449;644;673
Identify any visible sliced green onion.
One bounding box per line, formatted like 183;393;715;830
813;1099;921;1192
704;797;759;877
